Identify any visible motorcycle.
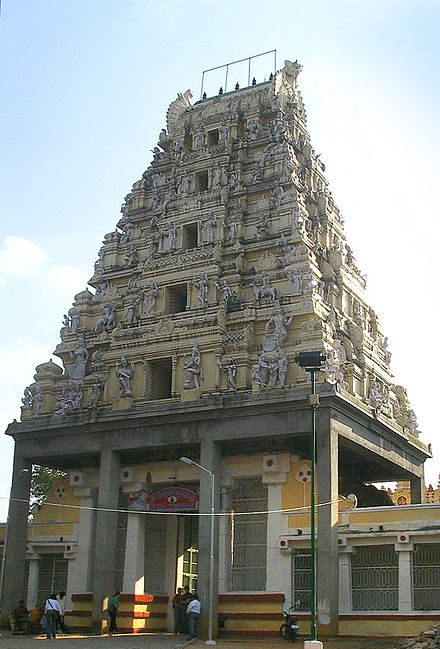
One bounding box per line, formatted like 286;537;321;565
279;605;299;642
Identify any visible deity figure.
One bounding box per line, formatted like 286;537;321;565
219;123;228;141
88;376;106;408
225;216;237;245
53;382;82;417
286;268;303;295
262;301;294;352
214;279;232;306
278;349;288;386
179;171;190;196
62;314;70;329
277;234;294;267
324;339;347;389
164;222;177;251
292;206;305;232
255;213;269;239
406;410;419;437
92;279;109;302
217;357;237;391
229;164;238;190
183;343;203;389
21;387;33;410
252;272;277;302
251;354;270;387
272;181;284;208
115;355;135;397
201;214;216;244
70;309;79;333
212;163;222;188
126;297;140;325
94;303;116;333
148;233;160;256
125;245;138;267
246;118;259;139
195;130;205;149
193;272;209;306
270;113;285;139
144;281;159;315
120;221;135;244
66;334;88;380
33;384;43;415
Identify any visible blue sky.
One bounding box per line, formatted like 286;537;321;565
1;0;439;518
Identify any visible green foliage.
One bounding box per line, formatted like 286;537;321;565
31;465;67;507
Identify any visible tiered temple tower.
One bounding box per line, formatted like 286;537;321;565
3;60;431;636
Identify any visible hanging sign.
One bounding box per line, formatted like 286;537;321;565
128;487;199;512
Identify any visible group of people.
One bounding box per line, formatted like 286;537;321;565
172;586;201;640
13;591;67;639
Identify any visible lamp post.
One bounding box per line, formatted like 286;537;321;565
180;457;216;646
0;468;31;607
294;351;326;649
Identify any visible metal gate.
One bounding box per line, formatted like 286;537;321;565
413;543;440;610
351;545;398;611
37;554;68;605
231;477;268;591
292;549;311;610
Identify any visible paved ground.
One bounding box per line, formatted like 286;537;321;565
0;633;402;649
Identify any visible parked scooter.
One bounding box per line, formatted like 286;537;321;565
279;605;299;642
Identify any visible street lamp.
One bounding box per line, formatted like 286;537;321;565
0;468;31;607
180;456;216;646
294;351;326;649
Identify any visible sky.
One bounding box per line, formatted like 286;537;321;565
0;0;439;519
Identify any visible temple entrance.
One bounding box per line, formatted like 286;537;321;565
177;515;198;592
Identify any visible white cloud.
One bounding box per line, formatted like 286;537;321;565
47;264;89;301
0;236;48;278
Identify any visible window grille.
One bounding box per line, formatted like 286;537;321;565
182;515;199;593
37;554;68;604
292;549;311;611
231;477;267;591
413;543;440;611
351;545;398;611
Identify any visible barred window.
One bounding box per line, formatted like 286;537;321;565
230;477;267;591
292;549;311;611
413;543;440;611
351;545;398;611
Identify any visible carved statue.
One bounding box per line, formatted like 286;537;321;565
66;334;88;380
62;314;70;329
252;354;270;387
256;213;269;239
214;279;232;305
183;343;203;389
179;171;190;196
219;123;228;141
212;163;222;188
94;304;116;333
252;272;277;302
125;245;138;267
246;119;259;139
120;221;135;244
217;357;237;390
126;297;140;325
144;281;159;315
201;214;216;244
195;130;205;149
277;235;294;267
164;222;177;251
33;384;43;415
278;349;288;386
292;206;305;232
88;376;106;408
115;355;135;397
193;272;209;306
272;181;284;208
148;233;160;257
324;339;347;389
21;387;33;410
225;216;237;245
262;301;294;351
70;309;79;333
229;164;238;190
286;268;303;295
53;382;82;417
406;409;419;437
92;279;109;302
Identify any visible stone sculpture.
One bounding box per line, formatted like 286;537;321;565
272;182;284;208
148;233;160;257
214;279;232;305
92;279;109;302
126;297;140;325
193;272;209;306
252;272;277;302
212;163;222;188
144;281;159;315
179;172;190;196
252;354;270;387
262;301;294;352
183;343;203;389
120;221;135;244
256;214;269;239
286;268;303;294
94;304;116;333
33;384;43;415
217;357;237;391
225;216;237;245
66;334;88;380
164;222;177;251
292;205;305;232
324;339;347;389
115;355;135;397
125;245;138;267
53;382;82;417
88;376;106;408
201;214;216;244
70;309;79;333
21;387;32;410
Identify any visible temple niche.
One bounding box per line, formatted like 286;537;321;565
19;60;418;431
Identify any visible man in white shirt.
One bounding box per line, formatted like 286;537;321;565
44;593;62;640
186;593;201;640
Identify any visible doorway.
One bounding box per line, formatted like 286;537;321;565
178;515;198;593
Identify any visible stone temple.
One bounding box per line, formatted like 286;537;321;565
2;60;437;638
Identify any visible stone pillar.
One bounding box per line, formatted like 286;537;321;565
1;451;31;624
338;548;352;614
66;490;94;608
165;514;179;631
27;556;40;609
90;449;120;633
198;438;221;639
218;479;232;593
396;543;413;613
316;415;339;636
123;512;145;595
410;472;424;504
263;460;290;599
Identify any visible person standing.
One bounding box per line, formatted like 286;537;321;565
44;593;62;640
186;593;201;641
56;590;66;633
172;587;185;634
107;590;120;634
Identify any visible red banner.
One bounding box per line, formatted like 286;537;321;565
128;487;199;512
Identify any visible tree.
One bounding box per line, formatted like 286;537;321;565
31;465;67;508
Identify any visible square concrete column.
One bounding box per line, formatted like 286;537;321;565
316;416;339;636
123;512;145;595
410;472;424;504
338;548;352;614
197;438;221;639
0;451;31;624
264;466;291;598
26;556;40;609
165;514;178;631
396;543;413;613
66;491;94;608
90;449;120;633
218;479;232;593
